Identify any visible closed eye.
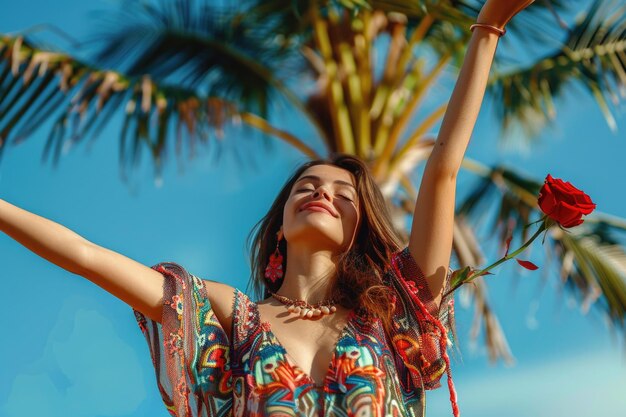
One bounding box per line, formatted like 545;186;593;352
296;188;354;203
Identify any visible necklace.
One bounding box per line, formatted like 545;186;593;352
270;291;337;318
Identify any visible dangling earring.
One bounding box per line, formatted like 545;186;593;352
264;228;284;284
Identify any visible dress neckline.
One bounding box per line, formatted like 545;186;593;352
243;291;355;388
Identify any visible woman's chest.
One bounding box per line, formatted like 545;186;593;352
232;298;392;389
228;291;421;416
257;308;353;386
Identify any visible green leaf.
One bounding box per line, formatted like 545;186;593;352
451;265;473;288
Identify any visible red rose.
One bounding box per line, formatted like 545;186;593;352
537;174;596;228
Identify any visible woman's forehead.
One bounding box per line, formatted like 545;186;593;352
297;165;356;185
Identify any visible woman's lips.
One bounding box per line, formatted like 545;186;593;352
302;206;333;216
299;201;338;217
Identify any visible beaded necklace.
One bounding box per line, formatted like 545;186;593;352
269;291;337;318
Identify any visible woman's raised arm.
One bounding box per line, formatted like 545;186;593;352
407;0;535;312
0;198;165;323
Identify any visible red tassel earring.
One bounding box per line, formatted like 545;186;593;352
264;229;284;284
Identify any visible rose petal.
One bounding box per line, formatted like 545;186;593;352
561;180;577;192
570;191;596;212
516;258;539;270
574;198;596;214
538;185;557;215
555;200;583;227
562;217;584;228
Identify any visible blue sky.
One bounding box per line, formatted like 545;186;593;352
1;1;625;416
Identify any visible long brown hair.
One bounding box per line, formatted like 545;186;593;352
246;154;404;326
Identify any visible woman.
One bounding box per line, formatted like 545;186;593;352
0;0;535;416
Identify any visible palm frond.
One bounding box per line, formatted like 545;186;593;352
447;212;516;365
467;277;516;365
86;0;319;123
0;35;318;180
488;0;626;137
553;229;626;329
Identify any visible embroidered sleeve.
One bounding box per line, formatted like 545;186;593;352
392;246;457;337
132;262;232;417
385;246;459;392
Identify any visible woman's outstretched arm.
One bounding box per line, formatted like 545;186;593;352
0;197;165;322
408;0;535;312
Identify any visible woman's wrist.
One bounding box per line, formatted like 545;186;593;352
474;0;536;37
469;23;506;37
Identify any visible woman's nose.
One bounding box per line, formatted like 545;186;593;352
312;187;332;200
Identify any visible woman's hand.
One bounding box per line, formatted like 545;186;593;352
477;0;536;29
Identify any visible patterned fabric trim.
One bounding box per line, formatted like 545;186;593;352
388;247;460;417
132;262;233;417
391;246;459;350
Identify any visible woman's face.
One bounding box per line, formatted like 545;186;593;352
282;164;361;253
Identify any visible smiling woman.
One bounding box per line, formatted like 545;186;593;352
130;154;458;417
0;0;540;416
284;165;361;264
251;156;403;321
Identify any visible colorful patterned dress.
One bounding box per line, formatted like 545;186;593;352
133;246;459;417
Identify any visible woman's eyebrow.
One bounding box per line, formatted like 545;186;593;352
295;175;356;190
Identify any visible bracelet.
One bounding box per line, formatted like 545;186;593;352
470;23;506;37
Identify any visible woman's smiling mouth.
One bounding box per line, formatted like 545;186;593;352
300;201;338;217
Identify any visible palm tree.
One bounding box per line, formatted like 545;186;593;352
1;0;625;364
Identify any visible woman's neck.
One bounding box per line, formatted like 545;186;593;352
278;243;338;304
